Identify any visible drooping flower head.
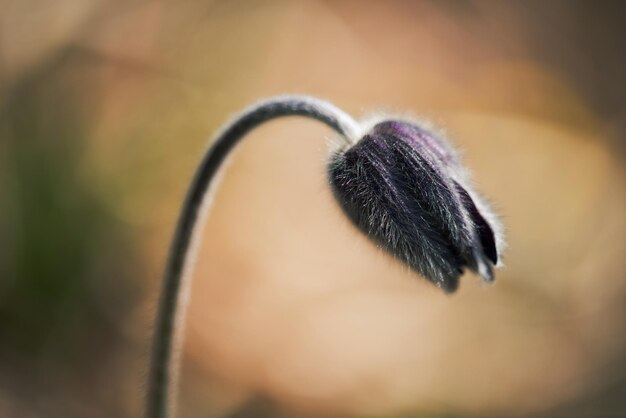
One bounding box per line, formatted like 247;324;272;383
148;96;506;418
328;119;503;293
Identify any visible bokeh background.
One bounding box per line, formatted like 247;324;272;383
1;1;625;417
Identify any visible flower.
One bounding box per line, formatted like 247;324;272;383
148;96;506;418
328;119;502;293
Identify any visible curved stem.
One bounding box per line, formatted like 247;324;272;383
146;96;359;418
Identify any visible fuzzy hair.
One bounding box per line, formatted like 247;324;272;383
328;119;502;293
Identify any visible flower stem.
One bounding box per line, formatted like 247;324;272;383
146;96;359;418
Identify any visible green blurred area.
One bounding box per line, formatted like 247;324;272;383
0;1;624;417
1;50;143;417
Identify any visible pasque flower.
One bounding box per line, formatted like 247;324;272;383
146;96;504;418
328;119;502;293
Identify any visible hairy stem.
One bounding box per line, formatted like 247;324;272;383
146;96;359;418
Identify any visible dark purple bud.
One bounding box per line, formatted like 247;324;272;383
328;120;503;293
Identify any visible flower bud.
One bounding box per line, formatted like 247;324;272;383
328;119;502;293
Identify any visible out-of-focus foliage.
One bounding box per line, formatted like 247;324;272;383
0;53;143;417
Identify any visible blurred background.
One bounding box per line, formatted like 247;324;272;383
1;1;625;417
